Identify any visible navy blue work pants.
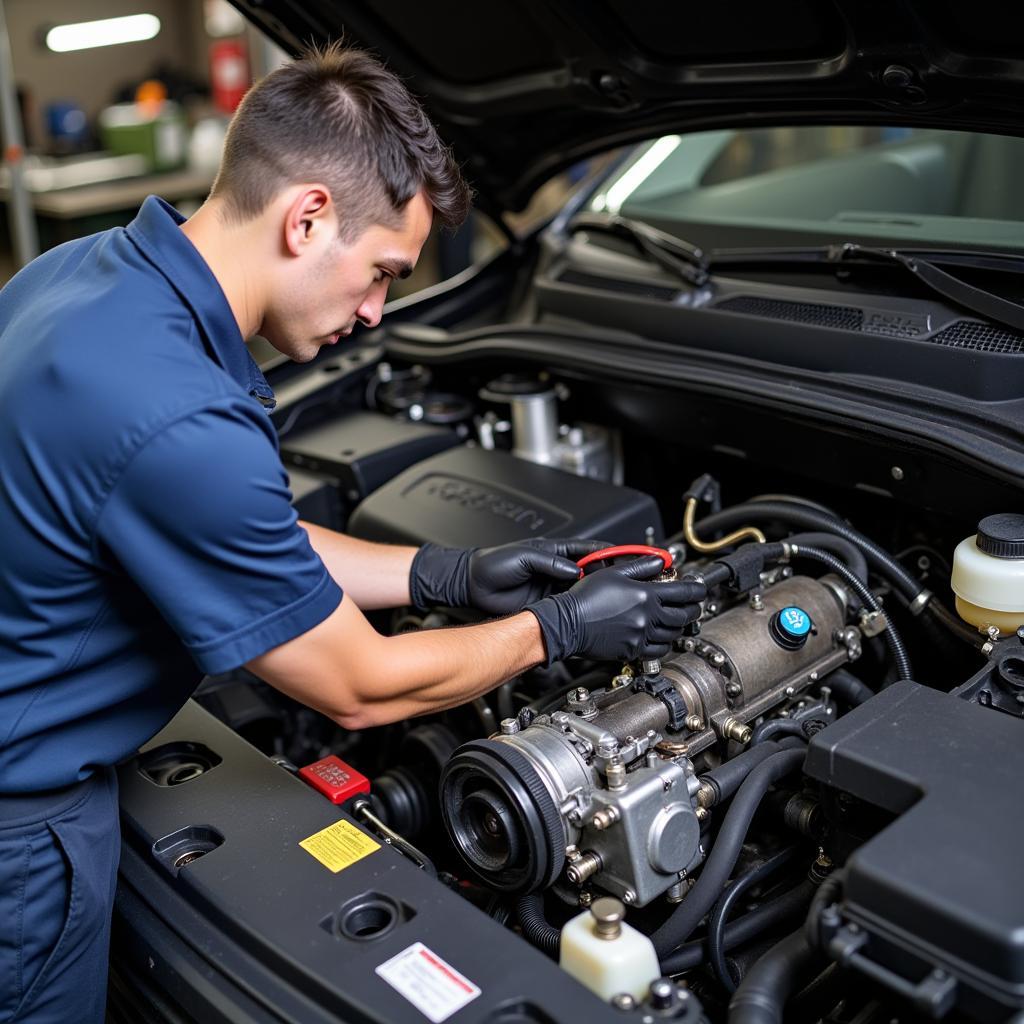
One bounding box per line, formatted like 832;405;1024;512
0;768;119;1023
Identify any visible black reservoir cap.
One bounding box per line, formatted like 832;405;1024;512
976;513;1024;559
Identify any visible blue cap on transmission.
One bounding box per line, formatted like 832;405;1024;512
770;606;813;650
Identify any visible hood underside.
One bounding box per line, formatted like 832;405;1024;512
231;0;1024;212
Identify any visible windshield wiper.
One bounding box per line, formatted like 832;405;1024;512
710;243;1024;334
568;213;710;287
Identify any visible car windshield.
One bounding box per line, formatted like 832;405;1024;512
588;126;1024;254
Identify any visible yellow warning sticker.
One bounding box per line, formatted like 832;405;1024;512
299;819;380;873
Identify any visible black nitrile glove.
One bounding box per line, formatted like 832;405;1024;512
409;538;608;616
526;556;706;665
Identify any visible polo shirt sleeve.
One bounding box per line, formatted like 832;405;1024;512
94;402;343;674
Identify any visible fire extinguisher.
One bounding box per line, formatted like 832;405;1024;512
210;39;249;114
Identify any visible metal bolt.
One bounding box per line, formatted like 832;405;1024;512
567;850;603;885
982;641;995;656
649;979;676;1010
499;718;519;735
749;592;765;611
606;762;627;790
723;718;753;744
573;687;591;701
578;890;593;907
591;897;625;938
809;671;819;682
621;890;636;905
695;806;710;823
785;685;796;697
592;807;621;831
986;625;1001;640
696;781;715;808
891;466;904;481
683;638;697;652
725;682;742;698
685;714;704;732
568;810;582;825
709;651;726;668
611;993;636;1011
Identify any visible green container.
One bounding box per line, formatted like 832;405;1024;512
99;102;187;172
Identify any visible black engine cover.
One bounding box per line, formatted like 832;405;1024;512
347;445;663;547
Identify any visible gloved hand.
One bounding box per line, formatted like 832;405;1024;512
409;538;608;616
526;555;706;664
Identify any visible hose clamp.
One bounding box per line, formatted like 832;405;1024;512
633;675;689;732
908;589;933;616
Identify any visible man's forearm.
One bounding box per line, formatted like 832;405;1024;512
247;595;546;728
299;520;417;609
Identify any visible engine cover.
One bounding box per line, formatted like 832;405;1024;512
347;445;663;547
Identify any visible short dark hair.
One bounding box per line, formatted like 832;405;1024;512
211;43;471;238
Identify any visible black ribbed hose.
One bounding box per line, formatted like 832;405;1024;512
516;892;560;958
794;545;913;682
652;748;806;956
783;532;868;584
690;501;922;602
727;927;822;1024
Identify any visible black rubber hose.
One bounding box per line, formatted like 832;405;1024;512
727;926;822;1024
750;719;806;746
784;532;868;584
660;879;816;974
652;748;806;956
691;501;922;603
701;740;801;806
516;892;560;958
794;545;913;682
708;847;799;993
825;668;874;706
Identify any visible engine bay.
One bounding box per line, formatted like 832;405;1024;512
115;358;1024;1024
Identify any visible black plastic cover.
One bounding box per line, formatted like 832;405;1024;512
280;411;460;503
114;701;627;1023
348;445;664;548
804;681;1024;1019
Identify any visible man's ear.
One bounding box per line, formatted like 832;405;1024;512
282;186;334;257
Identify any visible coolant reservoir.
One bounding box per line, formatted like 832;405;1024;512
951;514;1024;634
559;897;660;1003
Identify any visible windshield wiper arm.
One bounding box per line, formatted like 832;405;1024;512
568;213;709;286
711;243;1024;334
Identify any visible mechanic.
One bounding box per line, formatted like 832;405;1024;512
0;45;705;1023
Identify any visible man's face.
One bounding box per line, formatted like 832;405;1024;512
261;190;433;362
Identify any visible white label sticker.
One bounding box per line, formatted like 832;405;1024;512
375;942;481;1023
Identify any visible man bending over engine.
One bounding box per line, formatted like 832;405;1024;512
0;45;704;1023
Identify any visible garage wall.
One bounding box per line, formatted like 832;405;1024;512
7;0;207;145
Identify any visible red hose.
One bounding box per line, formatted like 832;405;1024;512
576;544;673;577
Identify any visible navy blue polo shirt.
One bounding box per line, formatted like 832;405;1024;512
0;196;343;792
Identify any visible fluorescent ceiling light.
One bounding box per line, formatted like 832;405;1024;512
46;14;161;53
604;135;682;215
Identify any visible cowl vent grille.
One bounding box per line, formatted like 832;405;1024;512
927;321;1024;354
718;295;1024;354
716;295;864;331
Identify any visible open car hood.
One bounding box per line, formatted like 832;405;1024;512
231;0;1024;212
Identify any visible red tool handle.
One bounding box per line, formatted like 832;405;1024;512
576;544;674;577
